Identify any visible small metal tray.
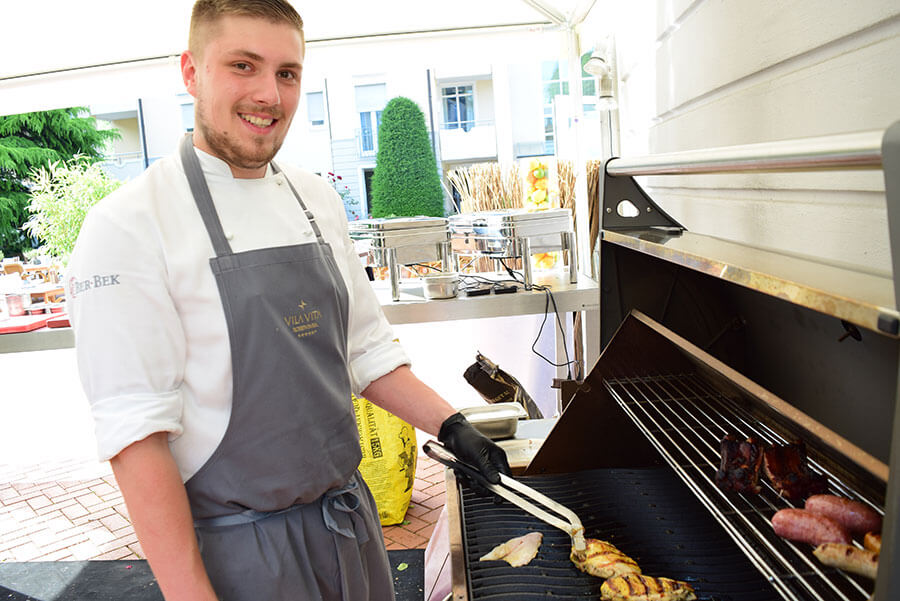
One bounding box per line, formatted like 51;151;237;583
460;402;528;440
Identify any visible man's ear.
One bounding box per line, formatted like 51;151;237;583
181;51;198;97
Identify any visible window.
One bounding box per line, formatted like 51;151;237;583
541;55;597;153
307;92;325;127
441;85;474;132
355;84;386;154
178;94;195;132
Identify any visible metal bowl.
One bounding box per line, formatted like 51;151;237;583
460;402;528;440
420;272;459;300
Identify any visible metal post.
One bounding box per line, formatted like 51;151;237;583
874;120;900;601
520;236;533;290
387;247;400;302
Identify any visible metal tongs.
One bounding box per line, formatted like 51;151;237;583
424;440;586;553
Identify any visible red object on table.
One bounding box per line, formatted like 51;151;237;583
46;314;70;328
0;314;55;334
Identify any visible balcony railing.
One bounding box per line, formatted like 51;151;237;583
438;119;497;162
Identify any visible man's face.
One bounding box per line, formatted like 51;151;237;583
181;15;304;178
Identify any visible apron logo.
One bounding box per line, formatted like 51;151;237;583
68;274;121;299
282;299;322;339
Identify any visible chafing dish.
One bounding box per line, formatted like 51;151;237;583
348;216;452;301
448;208;577;288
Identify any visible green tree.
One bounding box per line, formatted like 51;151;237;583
370;97;444;218
0;107;118;256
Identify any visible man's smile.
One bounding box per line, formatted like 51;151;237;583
239;113;276;128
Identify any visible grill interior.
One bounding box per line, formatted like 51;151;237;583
604;372;880;601
460;466;779;600
452;311;889;601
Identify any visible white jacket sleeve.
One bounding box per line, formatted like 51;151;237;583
68;205;187;461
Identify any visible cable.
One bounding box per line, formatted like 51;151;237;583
496;258;576;378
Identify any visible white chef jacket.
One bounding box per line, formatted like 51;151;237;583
67;145;409;481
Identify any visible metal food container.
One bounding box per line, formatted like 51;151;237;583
348;216;450;265
448;208;573;257
459;402;528;440
448;208;577;288
420;272;459;299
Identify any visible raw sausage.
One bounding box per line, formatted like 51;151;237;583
813;543;879;579
772;508;851;546
864;532;882;553
804;494;882;535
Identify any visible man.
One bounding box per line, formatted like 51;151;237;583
67;1;509;599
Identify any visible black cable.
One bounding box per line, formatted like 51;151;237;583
494;258;576;377
407;262;443;273
530;287;574;379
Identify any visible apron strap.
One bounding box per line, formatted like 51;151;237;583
271;162;327;245
179;134;233;257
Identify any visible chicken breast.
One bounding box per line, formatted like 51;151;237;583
570;538;641;579
478;532;543;567
600;574;697;601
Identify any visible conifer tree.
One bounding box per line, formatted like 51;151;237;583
0;107;118;256
370;97;444;218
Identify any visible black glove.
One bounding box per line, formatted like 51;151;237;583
438;412;512;485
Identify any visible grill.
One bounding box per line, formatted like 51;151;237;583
443;123;900;601
459;466;779;600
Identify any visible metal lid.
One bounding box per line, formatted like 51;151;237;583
348;216;449;232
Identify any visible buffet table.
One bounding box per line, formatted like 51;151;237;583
0;271;600;361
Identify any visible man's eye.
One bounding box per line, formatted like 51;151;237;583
234;62;251;71
278;71;297;81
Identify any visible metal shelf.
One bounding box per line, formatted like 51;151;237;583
603;229;899;337
604;372;882;601
373;271;599;325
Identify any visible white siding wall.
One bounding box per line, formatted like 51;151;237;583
611;0;900;276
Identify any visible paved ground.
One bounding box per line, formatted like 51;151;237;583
0;314;554;562
0;451;445;562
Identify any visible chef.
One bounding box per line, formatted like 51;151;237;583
66;1;510;600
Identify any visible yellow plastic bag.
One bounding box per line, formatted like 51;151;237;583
352;394;418;525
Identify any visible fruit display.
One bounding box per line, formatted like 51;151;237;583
524;158;558;270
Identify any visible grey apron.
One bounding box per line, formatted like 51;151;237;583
178;136;393;601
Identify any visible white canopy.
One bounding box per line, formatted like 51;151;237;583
1;0;600;116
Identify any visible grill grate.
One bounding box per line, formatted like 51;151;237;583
460;467;779;600
604;372;882;601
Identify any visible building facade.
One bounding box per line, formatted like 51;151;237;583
91;24;607;219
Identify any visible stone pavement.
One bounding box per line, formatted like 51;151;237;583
0;347;453;564
0;453;445;563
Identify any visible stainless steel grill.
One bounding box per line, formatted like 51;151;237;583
604;372;881;601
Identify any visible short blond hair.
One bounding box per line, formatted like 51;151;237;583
189;0;304;55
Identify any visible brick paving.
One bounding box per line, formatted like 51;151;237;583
0;452;445;563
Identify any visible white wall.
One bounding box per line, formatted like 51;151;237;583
604;0;900;276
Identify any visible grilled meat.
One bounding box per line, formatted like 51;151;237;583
804;494;882;535
479;531;542;567
864;532;882;553
570;538;641;579
716;434;765;494
600;574;697;601
763;440;828;500
813;542;879;580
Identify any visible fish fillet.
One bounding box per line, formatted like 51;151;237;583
600;574;697;601
570;538;641;579
478;532;543;567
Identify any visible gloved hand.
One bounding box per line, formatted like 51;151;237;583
438;412;512;485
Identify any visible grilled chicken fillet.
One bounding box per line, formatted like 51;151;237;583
600;574;697;601
570;538;641;579
479;532;543;567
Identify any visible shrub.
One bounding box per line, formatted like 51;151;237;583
24;158;121;263
370;97;444;217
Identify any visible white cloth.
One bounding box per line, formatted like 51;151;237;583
67;145;409;480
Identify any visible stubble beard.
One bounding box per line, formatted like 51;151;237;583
193;97;284;172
